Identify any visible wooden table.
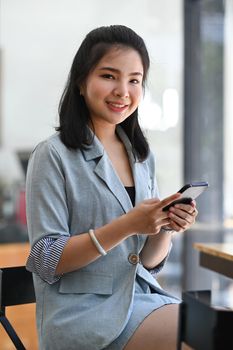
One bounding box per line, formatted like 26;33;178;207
0;242;30;267
194;242;233;279
0;242;38;350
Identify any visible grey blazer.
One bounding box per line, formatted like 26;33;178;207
26;127;173;350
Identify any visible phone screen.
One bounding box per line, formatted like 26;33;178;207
179;182;209;199
162;181;208;211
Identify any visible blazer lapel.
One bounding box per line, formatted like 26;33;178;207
94;154;133;213
82;130;133;213
82;127;151;213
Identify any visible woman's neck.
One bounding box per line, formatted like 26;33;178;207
91;122;118;146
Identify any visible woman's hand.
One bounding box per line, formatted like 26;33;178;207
166;200;198;232
124;193;181;236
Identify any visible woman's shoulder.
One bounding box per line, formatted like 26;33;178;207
31;132;72;158
27;133;73;172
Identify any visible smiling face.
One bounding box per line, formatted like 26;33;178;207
80;46;144;129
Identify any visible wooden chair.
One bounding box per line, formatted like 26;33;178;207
0;266;35;350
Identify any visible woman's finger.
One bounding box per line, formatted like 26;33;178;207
169;207;195;224
169;210;196;228
169;220;184;232
157;193;181;211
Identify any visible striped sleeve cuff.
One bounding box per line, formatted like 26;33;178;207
26;235;69;284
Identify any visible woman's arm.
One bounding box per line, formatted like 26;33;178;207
56;194;183;275
55;214;131;275
140;201;198;270
140;231;173;270
27;193;182;280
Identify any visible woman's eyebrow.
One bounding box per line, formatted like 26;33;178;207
97;66;143;76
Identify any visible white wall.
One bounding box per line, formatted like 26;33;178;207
0;0;183;196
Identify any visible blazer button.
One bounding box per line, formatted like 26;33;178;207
128;253;140;265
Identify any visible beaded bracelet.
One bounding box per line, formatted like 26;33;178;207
88;229;107;256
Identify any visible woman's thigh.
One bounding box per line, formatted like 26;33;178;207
124;303;180;350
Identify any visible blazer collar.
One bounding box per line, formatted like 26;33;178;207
81;131;104;161
81;126;140;162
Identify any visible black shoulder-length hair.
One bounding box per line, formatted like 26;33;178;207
56;25;150;161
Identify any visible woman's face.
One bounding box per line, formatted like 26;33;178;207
81;47;144;128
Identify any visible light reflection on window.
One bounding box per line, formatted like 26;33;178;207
139;88;179;131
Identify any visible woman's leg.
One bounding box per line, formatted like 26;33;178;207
124;304;192;350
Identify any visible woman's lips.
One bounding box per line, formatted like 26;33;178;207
106;101;129;112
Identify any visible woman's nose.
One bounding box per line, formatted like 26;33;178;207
113;82;129;98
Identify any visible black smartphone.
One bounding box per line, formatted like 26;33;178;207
162;181;209;211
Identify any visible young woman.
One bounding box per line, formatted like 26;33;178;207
26;25;197;350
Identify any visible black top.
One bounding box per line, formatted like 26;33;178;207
125;186;135;206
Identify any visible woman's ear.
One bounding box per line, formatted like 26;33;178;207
79;82;85;96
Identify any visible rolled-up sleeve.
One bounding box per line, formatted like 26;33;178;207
26;236;69;284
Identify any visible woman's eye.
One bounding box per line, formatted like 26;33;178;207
101;74;114;80
130;79;140;84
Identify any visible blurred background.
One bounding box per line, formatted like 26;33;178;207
0;0;232;299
